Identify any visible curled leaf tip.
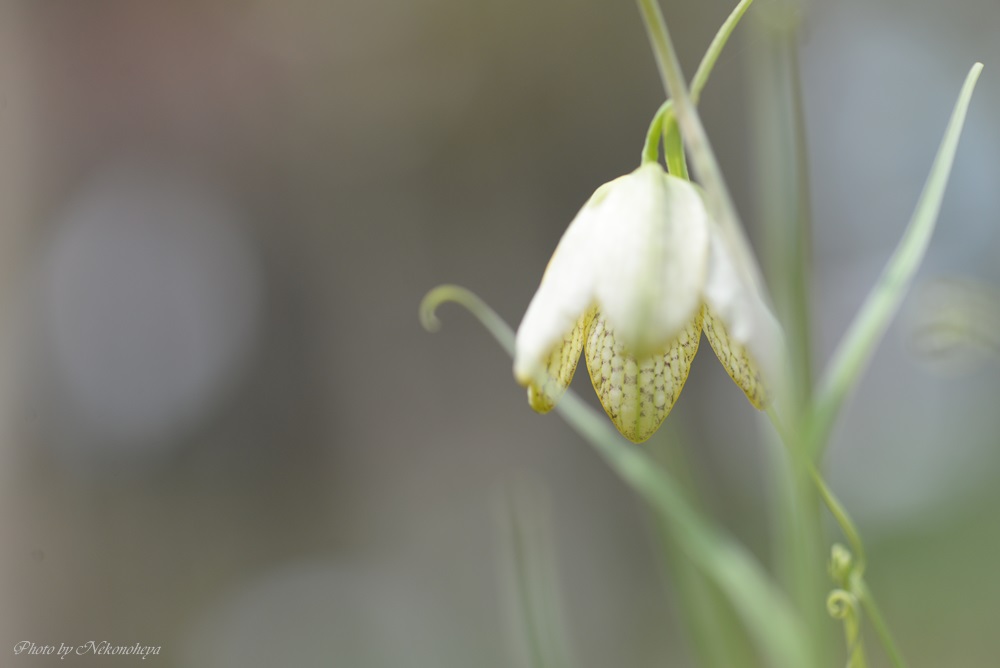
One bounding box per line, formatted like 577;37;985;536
826;589;858;621
418;284;516;355
419;286;451;332
420;284;487;333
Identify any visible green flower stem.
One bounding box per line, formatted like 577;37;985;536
766;407;910;668
744;10;827;657
748;8;814;415
661;0;753;178
807;62;984;461
662;113;690;180
765;423;829;666
641;99;690;177
637;2;828;662
768;406;865;574
785;40;815;403
641;100;689;178
858;580;909;668
809;466;866;576
803;58;980;668
641;99;672;165
643;0;754;177
636;0;769;302
690;0;755;105
421;286;813;668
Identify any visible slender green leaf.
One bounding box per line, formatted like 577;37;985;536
650;439;758;668
657;0;754;178
421;286;814;668
690;0;755;105
807;63;984;459
498;478;576;668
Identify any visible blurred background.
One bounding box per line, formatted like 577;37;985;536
0;0;998;666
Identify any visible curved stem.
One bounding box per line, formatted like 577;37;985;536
690;0;755;105
766;407;865;574
643;0;753;178
423;286;812;667
641;99;672;165
765;407;910;667
808;468;866;576
420;284;515;355
858;580;909;668
636;0;768;299
662;113;690;179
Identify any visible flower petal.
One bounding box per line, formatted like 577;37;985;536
584;309;702;443
527;309;593;413
702;231;784;406
593;164;709;358
514;190;605;385
702;305;767;408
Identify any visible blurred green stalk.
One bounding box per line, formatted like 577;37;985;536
746;2;832;661
637;0;829;662
424;0;982;664
499;477;576;668
421;286;812;667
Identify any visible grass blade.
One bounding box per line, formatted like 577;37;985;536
498;477;576;668
808;63;984;458
422;286;814;668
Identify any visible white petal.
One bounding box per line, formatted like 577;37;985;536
593;164;709;358
702;230;785;387
514;189;605;384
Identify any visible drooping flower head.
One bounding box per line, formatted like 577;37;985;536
514;162;783;442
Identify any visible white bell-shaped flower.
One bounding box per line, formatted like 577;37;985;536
514;162;782;442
